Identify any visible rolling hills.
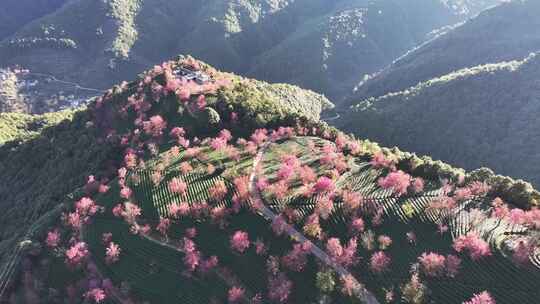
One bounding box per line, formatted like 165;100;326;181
0;0;505;113
1;56;539;304
347;0;540;103
0;0;68;41
339;0;540;188
341;52;540;188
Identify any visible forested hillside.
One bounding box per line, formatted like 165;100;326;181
0;0;504;113
347;0;540;103
341;52;540;187
2;56;539;304
0;0;68;41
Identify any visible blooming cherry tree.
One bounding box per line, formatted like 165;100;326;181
105;242;121;264
418;252;446;277
85;288;107;303
453;232;491;260
378;171;411;196
462;291;496;304
230;231;250;253
46;230;61;248
168;178;188;195
65;242;89;268
369;251;391;273
228;286;245;303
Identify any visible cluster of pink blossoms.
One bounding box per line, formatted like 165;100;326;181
142;115;167;137
65;242;89;268
168;177;188;195
326;237;358;267
169;202;190;218
209;180;229;202
227;286;245;303
342;190;363;213
418;252;447;277
378;170;411;196
508;208;540;229
453;232;491;260
315;196;334;220
370;152;395;170
230;231;250;253
268;273;293;303
462;291;496;304
183;237;201;272
341;274;356;297
282;242;312;272
105;242;121;265
84;288;107;303
370;251;391;273
46;230;61;248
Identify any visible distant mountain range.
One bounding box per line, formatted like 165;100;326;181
340;0;540;186
0;0;68;41
0;0;504;113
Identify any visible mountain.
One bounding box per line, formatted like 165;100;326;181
341;52;540;188
346;0;540;103
1;56;539;304
0;0;504;114
0;0;69;41
339;0;540;187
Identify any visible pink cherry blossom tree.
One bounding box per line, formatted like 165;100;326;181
418;252;446;277
462;291;496;304
157;217;171;236
227;286;245;303
316;196;334;220
453;232;491;260
268;273;293;303
183;238;201;272
142;115;167;137
209;180;228;202
85;288;107;303
378;171;411;196
230;231;250;253
314;176;335;194
446;254;462;278
369;251;391;273
105;242;121;264
168;177;188;195
65;242;89;268
282;243;310;272
340;274;356;297
46;230;61;248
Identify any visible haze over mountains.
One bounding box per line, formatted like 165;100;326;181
340;0;540;187
0;0;504;113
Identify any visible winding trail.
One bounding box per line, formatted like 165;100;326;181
248;142;380;304
23;72;106;93
321;112;341;122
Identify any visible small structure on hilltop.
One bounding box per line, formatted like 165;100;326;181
174;67;212;84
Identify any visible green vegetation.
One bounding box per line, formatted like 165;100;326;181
347;0;540;102
2;56;539;304
0;0;502;103
0;110;75;144
106;0;142;58
0;0;68;41
0;57;330;293
341;52;540;196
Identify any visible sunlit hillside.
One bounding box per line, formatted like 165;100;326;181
1;57;539;304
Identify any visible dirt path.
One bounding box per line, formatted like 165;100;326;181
248;142;380;304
